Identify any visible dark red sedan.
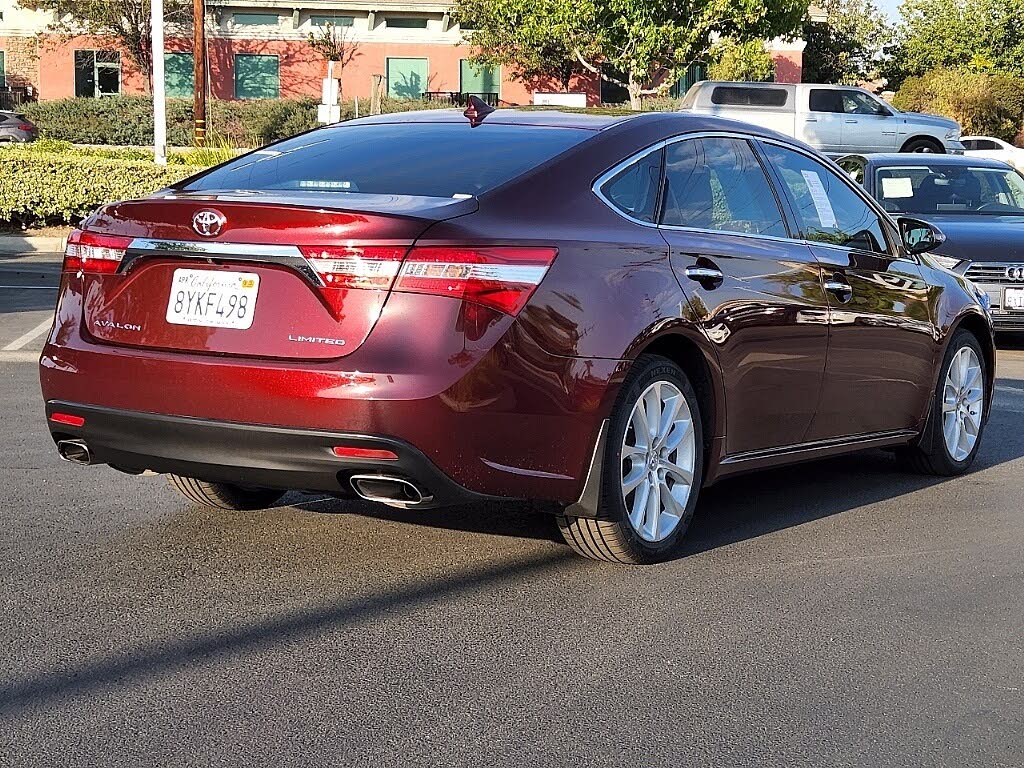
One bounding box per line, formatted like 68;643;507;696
40;108;994;564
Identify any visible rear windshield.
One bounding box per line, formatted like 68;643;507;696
181;122;591;198
711;86;788;107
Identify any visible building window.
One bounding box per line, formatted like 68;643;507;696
232;13;280;26
459;60;499;97
74;50;121;98
311;15;354;27
165;52;194;98
386;57;428;99
234;54;280;99
386;17;429;29
0;51;6;88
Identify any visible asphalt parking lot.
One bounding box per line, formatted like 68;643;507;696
2;252;1023;767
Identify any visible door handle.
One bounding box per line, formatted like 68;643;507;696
824;276;853;303
805;116;818;122
684;263;724;289
844;119;858;124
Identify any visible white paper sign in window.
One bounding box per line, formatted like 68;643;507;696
880;176;914;199
800;169;838;229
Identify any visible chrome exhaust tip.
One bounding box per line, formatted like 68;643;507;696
349;474;433;508
56;439;93;466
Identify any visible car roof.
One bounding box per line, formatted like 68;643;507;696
842;153;1013;170
341;108;643;131
335;108;801;144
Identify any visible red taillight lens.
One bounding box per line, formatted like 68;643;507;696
395;247;557;316
17;124;34;132
299;245;407;317
50;412;85;427
63;229;132;274
331;446;399;460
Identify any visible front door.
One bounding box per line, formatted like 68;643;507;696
660;135;830;455
839;89;898;153
759;141;937;440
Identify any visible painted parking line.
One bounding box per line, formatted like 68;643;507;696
2;317;53;351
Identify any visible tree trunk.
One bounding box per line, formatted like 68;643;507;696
627;73;643;111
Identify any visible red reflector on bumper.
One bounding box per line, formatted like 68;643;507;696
50;412;85;427
332;446;398;461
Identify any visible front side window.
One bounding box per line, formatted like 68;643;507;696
660;137;787;237
841;90;890;116
182;123;590;198
74;50;121;97
234;54;280;99
761;143;889;253
875;165;1024;215
600;148;663;223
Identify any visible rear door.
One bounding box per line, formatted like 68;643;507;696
758;141;936;439
803;89;845;152
660;135;830;455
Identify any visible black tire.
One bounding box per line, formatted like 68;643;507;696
902;137;944;154
557;355;705;564
167;474;285;510
897;329;987;476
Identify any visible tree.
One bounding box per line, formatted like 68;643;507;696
883;0;1024;86
802;0;891;84
707;39;775;82
454;0;808;110
18;0;192;93
307;21;360;98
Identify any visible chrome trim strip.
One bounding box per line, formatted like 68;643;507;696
121;238;324;287
721;429;917;465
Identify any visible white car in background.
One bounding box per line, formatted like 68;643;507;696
961;136;1024;172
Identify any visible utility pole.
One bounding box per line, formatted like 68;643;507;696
192;0;207;146
151;0;167;165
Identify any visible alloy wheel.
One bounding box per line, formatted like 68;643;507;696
620;381;696;543
942;346;984;462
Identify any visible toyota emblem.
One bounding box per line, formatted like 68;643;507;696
1006;265;1024;282
192;209;226;237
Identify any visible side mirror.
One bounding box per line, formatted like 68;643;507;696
898;217;946;254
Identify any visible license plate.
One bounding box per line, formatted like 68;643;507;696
1006;287;1024;311
166;269;260;329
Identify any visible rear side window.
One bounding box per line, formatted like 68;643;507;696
661;137;787;238
599;148;663;223
711;86;788;107
808;89;843;113
182;123;591;198
761;143;889;253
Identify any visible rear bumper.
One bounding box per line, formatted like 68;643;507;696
45;401;498;506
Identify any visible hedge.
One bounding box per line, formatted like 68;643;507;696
894;69;1024;144
0;143;205;226
22;95;461;148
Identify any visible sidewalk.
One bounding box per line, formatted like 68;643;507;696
0;235;66;256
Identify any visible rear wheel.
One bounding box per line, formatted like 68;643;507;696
558;355;704;564
167;474;285;511
897;330;987;475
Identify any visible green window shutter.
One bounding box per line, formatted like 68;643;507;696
0;52;6;88
234;54;280;99
386;58;428;99
459;60;499;96
311;15;354;27
233;13;279;26
164;53;194;98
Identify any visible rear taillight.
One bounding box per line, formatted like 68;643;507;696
299;245;407;318
395;247;557;316
63;230;132;274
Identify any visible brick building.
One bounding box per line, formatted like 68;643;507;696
0;1;809;107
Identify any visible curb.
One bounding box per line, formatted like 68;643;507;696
0;236;66;255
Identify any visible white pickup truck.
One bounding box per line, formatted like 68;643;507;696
680;81;964;155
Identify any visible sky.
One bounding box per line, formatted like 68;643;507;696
876;0;903;19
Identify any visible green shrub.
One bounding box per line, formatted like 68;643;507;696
894;68;1024;143
0;144;204;226
23;95;322;148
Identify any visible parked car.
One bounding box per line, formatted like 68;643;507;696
838;152;1024;332
961;136;1024;172
680;81;963;155
40;109;993;564
0;111;38;143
